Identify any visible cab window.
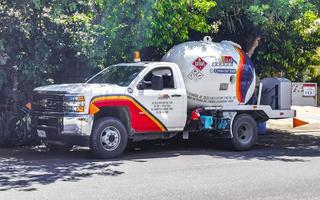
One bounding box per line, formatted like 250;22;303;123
142;67;175;90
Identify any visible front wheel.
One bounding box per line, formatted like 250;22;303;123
230;114;257;151
90;117;128;159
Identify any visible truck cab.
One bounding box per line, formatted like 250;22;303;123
32;62;188;158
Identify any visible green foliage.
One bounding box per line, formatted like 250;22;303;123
0;0;96;90
0;0;216;96
89;0;216;68
212;0;320;81
0;0;319;105
248;0;320;81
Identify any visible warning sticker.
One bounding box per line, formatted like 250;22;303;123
192;57;207;71
188;68;204;80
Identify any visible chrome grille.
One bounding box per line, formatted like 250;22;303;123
33;92;64;114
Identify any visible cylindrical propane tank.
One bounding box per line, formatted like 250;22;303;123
162;37;256;108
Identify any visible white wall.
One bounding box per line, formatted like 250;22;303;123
292;82;317;106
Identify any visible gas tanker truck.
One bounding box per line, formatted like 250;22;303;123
31;37;294;158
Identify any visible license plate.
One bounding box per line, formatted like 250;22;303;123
37;130;47;138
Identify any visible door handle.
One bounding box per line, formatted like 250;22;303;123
171;94;182;97
159;94;170;99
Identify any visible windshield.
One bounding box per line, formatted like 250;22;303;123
87;65;145;86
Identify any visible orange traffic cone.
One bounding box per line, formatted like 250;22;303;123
293;118;309;128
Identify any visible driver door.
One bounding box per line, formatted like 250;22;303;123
133;66;187;132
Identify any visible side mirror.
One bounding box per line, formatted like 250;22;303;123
151;75;163;90
137;82;145;90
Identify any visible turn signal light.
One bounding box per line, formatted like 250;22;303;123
64;96;85;102
76;106;85;112
77;96;85;102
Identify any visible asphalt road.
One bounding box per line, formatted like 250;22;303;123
0;131;319;200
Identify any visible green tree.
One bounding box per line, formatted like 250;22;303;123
89;0;216;68
0;0;96;100
210;0;320;81
0;0;216;106
1;0;319;108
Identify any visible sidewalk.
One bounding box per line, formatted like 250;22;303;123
267;106;320;135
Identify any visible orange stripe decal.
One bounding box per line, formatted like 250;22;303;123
90;96;166;132
235;48;246;103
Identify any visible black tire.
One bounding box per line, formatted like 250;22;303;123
47;143;73;152
90;117;128;159
230;114;257;151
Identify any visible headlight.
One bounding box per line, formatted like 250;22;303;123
64;95;86;113
64;95;85;102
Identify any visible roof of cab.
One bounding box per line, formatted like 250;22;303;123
113;62;150;67
113;61;174;67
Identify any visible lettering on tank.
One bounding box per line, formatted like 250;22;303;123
210;68;236;74
187;92;236;104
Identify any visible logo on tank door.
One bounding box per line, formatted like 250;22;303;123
212;56;237;66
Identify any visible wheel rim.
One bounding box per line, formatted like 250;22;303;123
237;123;253;145
100;126;121;151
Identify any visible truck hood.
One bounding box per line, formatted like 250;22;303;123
34;83;126;95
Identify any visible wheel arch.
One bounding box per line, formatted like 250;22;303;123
93;106;132;135
230;110;267;138
234;110;269;122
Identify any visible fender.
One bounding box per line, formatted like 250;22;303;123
90;95;167;133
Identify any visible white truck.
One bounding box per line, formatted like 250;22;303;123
31;37;294;158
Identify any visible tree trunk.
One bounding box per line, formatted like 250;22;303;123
246;35;261;58
12;66;18;113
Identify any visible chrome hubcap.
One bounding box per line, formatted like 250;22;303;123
100;126;121;151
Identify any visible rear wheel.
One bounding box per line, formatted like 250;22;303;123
90;117;128;159
230;114;257;151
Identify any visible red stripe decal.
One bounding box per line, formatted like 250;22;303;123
91;96;166;133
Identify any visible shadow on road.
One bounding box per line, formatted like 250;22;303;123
125;130;320;163
0;130;319;191
0;149;123;191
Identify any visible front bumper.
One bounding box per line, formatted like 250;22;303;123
31;114;94;146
